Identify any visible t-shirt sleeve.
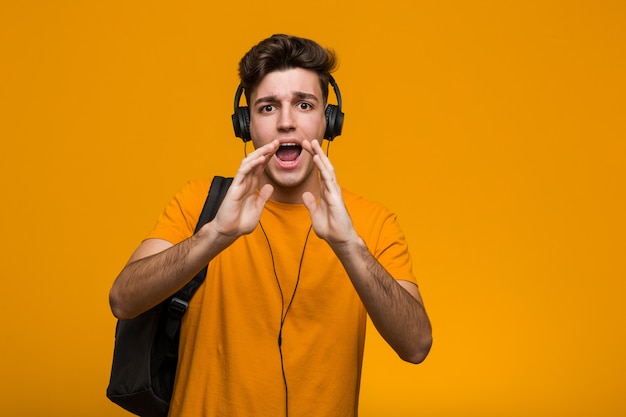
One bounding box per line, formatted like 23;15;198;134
346;190;418;286
372;211;418;286
144;179;212;245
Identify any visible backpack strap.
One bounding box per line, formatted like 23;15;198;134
165;176;233;334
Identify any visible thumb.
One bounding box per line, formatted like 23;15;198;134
256;184;274;208
302;191;318;214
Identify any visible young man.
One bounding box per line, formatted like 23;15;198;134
109;34;432;417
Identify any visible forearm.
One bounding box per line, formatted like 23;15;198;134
332;236;432;364
110;142;280;319
109;223;235;319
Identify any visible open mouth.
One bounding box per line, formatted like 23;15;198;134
275;143;302;163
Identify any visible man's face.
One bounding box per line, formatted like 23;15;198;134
248;68;327;195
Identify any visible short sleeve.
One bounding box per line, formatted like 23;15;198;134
343;189;418;286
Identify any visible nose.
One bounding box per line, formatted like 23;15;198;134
277;107;296;132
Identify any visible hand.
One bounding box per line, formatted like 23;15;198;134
212;140;279;238
301;139;359;247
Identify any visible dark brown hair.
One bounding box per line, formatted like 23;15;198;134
238;34;337;103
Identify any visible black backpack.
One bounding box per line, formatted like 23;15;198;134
106;176;232;417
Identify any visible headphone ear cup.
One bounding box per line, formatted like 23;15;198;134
324;104;344;140
232;106;251;142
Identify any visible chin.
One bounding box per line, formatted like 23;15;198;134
266;167;312;190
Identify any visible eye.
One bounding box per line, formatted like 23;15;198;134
298;102;312;110
260;104;275;113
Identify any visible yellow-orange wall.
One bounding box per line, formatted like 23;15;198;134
1;1;624;416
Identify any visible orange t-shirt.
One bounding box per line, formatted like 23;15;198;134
145;179;417;417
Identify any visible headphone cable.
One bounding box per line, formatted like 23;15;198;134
259;221;313;417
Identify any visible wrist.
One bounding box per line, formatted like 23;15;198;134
196;221;238;255
329;232;365;258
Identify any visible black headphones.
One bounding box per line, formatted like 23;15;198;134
232;75;344;142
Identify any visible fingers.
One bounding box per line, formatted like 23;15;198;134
242;140;279;171
234;140;279;183
301;139;324;160
302;139;327;172
302;139;339;192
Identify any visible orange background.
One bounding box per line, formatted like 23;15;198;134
1;1;625;416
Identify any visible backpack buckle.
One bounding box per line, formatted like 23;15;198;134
168;297;189;319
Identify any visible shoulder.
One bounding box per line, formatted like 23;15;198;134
165;178;214;222
144;178;214;244
170;177;217;223
342;188;416;283
342;188;392;219
176;178;214;202
341;188;400;240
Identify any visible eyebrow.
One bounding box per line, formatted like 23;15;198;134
253;91;320;107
